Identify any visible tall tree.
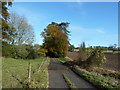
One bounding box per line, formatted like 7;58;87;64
80;42;86;52
1;0;13;41
41;22;70;57
1;0;13;57
0;1;12;20
51;22;70;37
8;12;35;45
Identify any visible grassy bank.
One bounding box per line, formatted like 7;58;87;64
2;57;50;88
63;74;77;89
58;58;68;63
73;66;120;89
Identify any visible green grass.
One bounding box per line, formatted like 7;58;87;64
93;67;120;79
73;66;120;89
63;74;77;89
2;57;50;88
59;58;68;63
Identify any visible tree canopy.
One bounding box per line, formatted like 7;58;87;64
1;1;36;59
1;1;13;42
8;12;35;45
41;22;70;57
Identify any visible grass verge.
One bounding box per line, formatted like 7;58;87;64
2;57;50;88
72;66;120;89
93;67;120;79
58;58;68;63
62;74;77;89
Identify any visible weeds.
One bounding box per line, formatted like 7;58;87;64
63;74;77;89
73;66;120;89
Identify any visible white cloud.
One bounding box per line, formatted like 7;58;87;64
64;2;82;9
64;2;87;18
95;29;105;34
69;25;86;32
69;25;106;43
69;25;106;34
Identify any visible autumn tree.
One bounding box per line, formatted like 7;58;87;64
1;0;13;42
0;0;15;57
1;1;36;59
41;22;70;57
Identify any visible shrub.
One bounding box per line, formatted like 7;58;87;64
2;42;13;57
27;49;38;59
37;48;48;57
15;45;29;59
75;48;93;64
76;48;106;71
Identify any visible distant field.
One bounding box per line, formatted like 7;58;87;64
66;52;119;71
2;58;50;88
103;53;119;71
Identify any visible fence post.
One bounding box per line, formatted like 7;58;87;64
28;62;31;83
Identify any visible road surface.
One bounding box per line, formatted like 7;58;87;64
48;59;98;89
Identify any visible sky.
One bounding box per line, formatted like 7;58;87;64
9;2;118;47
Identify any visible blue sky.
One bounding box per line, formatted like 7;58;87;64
10;2;118;47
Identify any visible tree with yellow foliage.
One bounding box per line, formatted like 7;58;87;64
41;22;70;57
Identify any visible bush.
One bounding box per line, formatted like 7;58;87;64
14;45;29;59
2;42;39;59
76;48;106;71
37;48;48;57
2;42;13;57
76;48;92;64
27;49;38;59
